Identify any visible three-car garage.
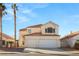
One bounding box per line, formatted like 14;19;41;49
24;36;60;48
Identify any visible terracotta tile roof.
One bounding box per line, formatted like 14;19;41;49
27;24;42;28
25;32;60;36
20;28;27;31
20;24;42;31
61;32;79;40
0;32;13;39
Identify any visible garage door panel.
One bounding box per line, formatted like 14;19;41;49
38;39;58;48
25;39;39;48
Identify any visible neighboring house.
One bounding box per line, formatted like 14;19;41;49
61;31;79;48
19;21;60;48
0;32;15;48
16;40;19;48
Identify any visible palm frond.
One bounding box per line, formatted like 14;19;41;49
12;4;18;10
0;3;6;11
2;11;7;16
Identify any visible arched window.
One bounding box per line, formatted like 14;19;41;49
45;27;55;33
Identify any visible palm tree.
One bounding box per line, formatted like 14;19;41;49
12;4;18;47
0;3;6;47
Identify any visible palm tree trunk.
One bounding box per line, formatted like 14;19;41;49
0;10;2;47
14;8;16;47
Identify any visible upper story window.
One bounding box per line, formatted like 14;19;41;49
45;27;55;33
28;29;31;33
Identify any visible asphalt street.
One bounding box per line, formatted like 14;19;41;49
0;52;79;56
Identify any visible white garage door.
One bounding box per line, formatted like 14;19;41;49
26;39;39;48
38;39;58;48
25;39;60;48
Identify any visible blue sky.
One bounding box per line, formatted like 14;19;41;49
2;3;79;39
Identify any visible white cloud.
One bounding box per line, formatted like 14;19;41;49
62;15;79;25
18;19;30;24
4;4;47;24
30;3;49;9
17;16;30;24
22;9;32;14
20;4;49;17
18;4;49;18
22;9;37;18
4;8;31;24
70;15;79;18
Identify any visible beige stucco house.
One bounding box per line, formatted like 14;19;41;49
61;31;79;48
0;32;15;48
19;21;60;48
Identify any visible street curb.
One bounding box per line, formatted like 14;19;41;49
0;52;20;54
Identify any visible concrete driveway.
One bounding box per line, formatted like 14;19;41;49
23;48;79;56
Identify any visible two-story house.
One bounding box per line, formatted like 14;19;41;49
19;21;60;48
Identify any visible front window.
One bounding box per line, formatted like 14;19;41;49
76;40;79;44
23;41;24;45
45;27;55;33
28;29;31;33
2;40;5;45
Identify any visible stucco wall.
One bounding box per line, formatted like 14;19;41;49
19;27;41;47
25;36;60;40
26;27;41;34
41;23;59;35
19;30;27;47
